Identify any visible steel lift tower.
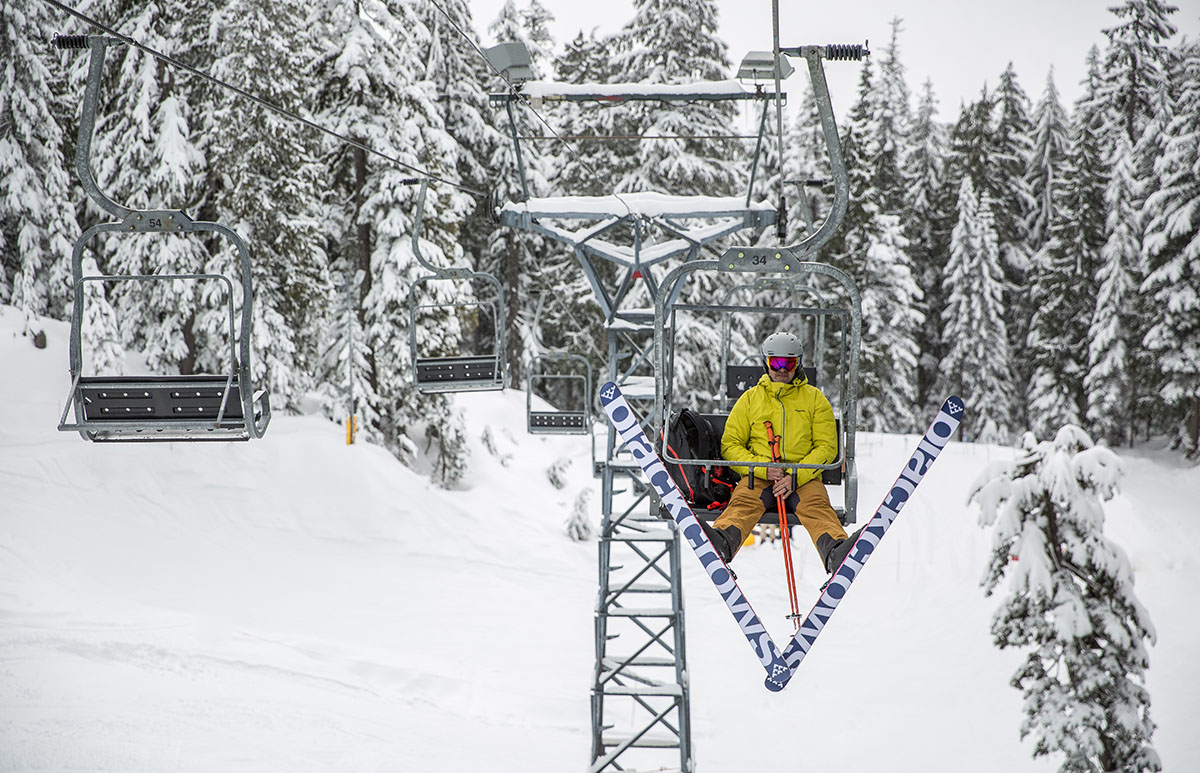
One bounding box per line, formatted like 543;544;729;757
490;37;865;772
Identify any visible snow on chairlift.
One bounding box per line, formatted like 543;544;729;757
407;179;506;393
54;35;270;442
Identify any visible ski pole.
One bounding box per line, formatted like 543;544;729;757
764;421;801;629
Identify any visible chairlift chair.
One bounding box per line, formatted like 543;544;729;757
54;35;270;442
407;180;507;393
527;352;593;434
655;254;861;526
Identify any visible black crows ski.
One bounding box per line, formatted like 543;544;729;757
599;380;964;692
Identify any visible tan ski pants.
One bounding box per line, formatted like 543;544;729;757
713;476;847;560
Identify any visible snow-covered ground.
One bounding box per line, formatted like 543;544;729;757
2;304;1197;772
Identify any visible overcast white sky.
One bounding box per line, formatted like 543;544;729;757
471;0;1200;122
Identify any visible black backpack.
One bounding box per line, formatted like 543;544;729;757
663;409;741;510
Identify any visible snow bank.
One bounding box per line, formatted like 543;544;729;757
1;304;1196;771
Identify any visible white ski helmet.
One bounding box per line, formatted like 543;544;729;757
761;331;803;361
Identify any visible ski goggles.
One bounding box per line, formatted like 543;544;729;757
767;356;799;371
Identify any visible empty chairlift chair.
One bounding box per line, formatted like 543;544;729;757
407;180;506;393
54;35;270;442
527;352;593;434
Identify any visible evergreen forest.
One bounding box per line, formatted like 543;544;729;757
3;0;1198;483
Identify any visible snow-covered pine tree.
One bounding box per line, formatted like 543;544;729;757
66;2;210;377
1100;0;1181;449
1024;70;1070;254
1100;0;1179;148
946;86;998;206
421;0;508;376
79;256;126;374
311;0;472;484
203;0;329;406
0;3;76;331
991;63;1036;264
828;55;922;432
1085;130;1139;446
1026;48;1108;440
1141;37;1200;457
609;0;741;196
992;64;1036;428
519;0;555;75
872;18;912;216
970;425;1159;773
552;29;620;197
308;0;407;437
904;79;953;415
940;177;1012;442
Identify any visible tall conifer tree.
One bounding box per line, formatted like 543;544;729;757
80;1;210;377
205;0;329;404
1087;131;1140;446
1;2;76;332
312;0;473;484
830;58;922;432
1024;70;1070;253
1142;38;1200;457
1098;0;1180;447
610;0;740;196
904;79;951;414
941;177;1012;442
1027;48;1108;439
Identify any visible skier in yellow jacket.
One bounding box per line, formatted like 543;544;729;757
700;332;860;573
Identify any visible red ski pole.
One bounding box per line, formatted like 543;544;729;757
764;421;801;629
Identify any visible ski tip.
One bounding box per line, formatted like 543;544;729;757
764;664;792;692
598;381;619;403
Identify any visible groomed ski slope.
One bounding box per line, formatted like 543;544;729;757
2;304;1197;772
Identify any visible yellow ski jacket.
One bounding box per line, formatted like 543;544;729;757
720;373;838;485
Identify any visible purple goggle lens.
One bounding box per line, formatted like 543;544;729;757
768;356;799;371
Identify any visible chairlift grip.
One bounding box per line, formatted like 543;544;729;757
408;178;474;279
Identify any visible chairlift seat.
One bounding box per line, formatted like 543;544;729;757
414;355;504;393
66;374;269;442
529;411;589;432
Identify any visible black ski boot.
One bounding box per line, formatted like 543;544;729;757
820;526;865;574
698;520;741;565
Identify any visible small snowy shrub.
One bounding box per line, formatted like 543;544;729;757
564;489;593;542
547;456;572;490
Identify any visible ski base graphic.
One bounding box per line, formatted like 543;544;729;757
598;380;964;692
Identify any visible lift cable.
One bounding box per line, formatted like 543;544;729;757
39;0;486;197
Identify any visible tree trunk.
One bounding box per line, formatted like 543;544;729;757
505;233;521;389
354;146;375;398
